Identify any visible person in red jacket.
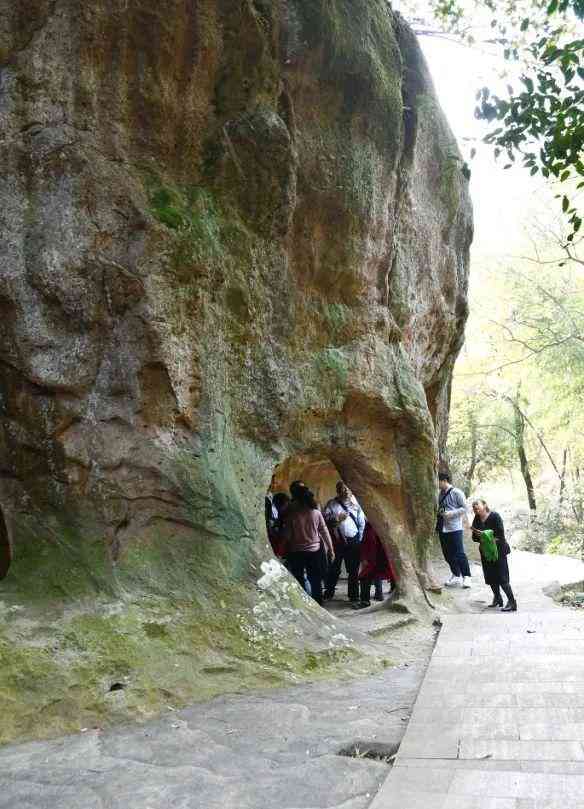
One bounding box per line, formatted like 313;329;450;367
354;522;396;608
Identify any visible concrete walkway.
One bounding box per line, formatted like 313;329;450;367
0;549;583;808
371;583;584;807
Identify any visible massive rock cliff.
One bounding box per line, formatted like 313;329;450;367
0;0;471;738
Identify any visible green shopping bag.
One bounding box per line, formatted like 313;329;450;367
480;529;499;563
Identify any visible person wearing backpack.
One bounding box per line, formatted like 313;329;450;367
437;473;471;588
323;481;366;602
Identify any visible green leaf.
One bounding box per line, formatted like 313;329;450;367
562;195;570;212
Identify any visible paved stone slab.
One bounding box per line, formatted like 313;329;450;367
459;739;584;761
372;604;584;809
517;803;584;809
450;768;584;798
518;722;584;741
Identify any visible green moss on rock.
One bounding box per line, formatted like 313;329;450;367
314;348;349;396
294;0;403;158
323;302;351;336
0;556;386;745
148;181;224;276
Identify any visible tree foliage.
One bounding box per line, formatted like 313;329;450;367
447;390;516;495
448;221;584;538
401;0;584;237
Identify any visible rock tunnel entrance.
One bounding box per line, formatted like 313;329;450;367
272;453;340;510
265;453;397;609
0;505;11;580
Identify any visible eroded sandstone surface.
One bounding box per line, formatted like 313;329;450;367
0;0;471;740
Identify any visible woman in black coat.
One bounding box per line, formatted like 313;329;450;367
471;499;517;612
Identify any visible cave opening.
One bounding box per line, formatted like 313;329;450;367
271;453;340;513
265;453;396;610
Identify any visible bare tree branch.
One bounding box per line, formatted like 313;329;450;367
499;393;562;480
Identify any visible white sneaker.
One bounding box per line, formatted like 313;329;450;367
444;575;462;587
462;577;472;589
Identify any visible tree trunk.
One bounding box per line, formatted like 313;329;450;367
517;443;537;512
559;448;568;509
570;462;584;524
502;393;560;487
463;412;479;496
512;396;536;512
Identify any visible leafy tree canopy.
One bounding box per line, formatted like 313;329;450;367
400;0;584;238
447;214;584;515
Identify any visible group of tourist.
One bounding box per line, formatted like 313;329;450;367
267;471;517;613
437;473;517;612
265;480;396;608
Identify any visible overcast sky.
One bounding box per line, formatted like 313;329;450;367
420;36;552;262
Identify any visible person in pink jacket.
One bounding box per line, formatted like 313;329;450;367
284;483;335;606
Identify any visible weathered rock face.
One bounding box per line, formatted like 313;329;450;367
0;1;471;600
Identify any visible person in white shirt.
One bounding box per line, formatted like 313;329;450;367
437;472;471;588
323;481;365;602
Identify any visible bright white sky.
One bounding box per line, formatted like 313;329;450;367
419;37;553;261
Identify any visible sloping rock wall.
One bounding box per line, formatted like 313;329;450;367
0;1;471;601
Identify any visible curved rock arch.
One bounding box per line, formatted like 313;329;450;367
262;374;438;606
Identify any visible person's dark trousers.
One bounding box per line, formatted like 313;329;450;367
287;551;323;605
439;530;470;577
439;531;458;575
374;579;383;600
500;582;517;609
325;544;361;601
345;544;361;601
490;584;503;606
360;578;373;605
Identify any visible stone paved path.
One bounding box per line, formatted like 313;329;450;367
370;552;584;809
1;549;583;808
